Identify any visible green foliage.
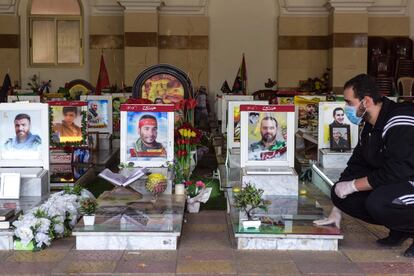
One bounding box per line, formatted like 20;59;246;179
118;162;135;169
80;198;98;215
63;184;83;196
233;183;268;220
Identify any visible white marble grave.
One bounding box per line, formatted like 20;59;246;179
0;168;49;197
241;167;298;196
319;149;352;169
236;234;342;250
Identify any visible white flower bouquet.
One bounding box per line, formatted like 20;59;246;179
13;186;93;251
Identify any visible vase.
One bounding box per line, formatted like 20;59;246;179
242;220;261;229
14;240;35;251
83;215;95;226
186;201;200;213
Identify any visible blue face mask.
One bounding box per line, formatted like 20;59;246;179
344;101;366;125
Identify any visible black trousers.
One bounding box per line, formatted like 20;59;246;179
331;181;414;233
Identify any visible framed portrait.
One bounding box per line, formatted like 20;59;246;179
318;102;359;150
329;125;351;151
109;93;132;134
132;64;193;104
227;100;267;150
0;103;49;170
221;95;254;133
71;147;91;164
120;104;174;167
87;132;99;151
80;95;113;133
294;95;326;131
48;101;87;147
240;105;295;168
7;95;41;103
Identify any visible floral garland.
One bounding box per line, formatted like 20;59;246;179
13;186;90;251
49;106;88;148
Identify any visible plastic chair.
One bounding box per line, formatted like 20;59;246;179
397;77;414;96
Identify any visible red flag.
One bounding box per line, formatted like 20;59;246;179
95;54;110;95
232;54;247;94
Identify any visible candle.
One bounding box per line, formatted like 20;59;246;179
175;184;185;195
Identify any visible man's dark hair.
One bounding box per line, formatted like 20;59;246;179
344;74;382;103
62;106;78;115
249;112;259;117
332;107;344;116
14;113;31;123
261;116;278;127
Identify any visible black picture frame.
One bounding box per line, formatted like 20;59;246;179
132;64;193;101
329;125;351;151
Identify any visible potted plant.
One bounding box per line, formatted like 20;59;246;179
80;198;98;226
233;183;269;228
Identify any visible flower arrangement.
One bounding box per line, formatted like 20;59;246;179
175;123;201;180
13;186;89;251
233;183;269;221
298;68;331;94
185;180;206;198
145;173;167;201
80;198;98;215
173;98;197;126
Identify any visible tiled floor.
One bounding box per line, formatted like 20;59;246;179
1;183;414;275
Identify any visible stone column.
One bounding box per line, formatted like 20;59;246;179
327;0;374;93
118;0;162;86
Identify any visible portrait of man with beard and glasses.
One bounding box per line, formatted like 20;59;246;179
248;115;287;161
4;113;41;151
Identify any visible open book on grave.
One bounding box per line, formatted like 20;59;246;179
98;168;148;187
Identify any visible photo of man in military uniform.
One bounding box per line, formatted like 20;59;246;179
129;114;166;157
4;113;41;151
248;116;287;160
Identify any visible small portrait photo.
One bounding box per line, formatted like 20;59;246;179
71;147;91;164
51;105;84;144
247;112;288;161
277;96;294;104
318;102;358;150
87;132;99;151
329;125;351;151
80;95;113;133
111;94;130;133
0;111;42;160
126;112;168;160
87;100;108;128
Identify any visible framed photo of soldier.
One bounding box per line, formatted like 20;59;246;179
80;95;113;134
240;104;295;168
317;102;359;150
227;100;267;150
120;104;174;167
0;103;49;169
329;125;351;151
48;101;87;146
